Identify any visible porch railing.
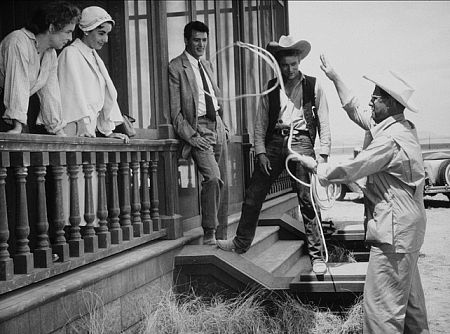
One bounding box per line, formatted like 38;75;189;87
0;133;179;294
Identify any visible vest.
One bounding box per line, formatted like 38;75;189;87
266;74;317;145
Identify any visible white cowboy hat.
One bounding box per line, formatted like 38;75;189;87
266;35;311;60
79;6;115;32
363;70;419;113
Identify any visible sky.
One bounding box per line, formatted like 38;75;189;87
288;1;450;143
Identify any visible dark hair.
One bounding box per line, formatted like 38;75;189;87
275;49;301;62
25;1;81;35
184;21;209;40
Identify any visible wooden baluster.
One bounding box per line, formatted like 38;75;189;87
0;153;13;280
140;152;152;234
49;152;69;262
10;152;34;273
130;152;143;237
96;152;110;248
82;153;98;252
66;152;84;257
107;152;122;244
149;152;161;232
31;152;53;267
119;152;133;241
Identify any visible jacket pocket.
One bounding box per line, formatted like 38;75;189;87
366;201;394;245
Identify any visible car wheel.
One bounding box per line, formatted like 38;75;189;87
437;160;450;186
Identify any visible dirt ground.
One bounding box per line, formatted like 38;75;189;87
323;192;450;333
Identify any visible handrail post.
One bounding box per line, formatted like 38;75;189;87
31;152;53;267
119;152;133;241
82;152;98;253
66;152;84;257
108;152;122;244
10;152;34;273
140;151;152;234
130;151;143;237
96;152;111;248
49;152;69;262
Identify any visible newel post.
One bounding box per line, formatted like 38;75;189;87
158;149;182;239
0;152;13;280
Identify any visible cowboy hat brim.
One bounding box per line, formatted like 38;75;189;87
266;39;311;60
363;71;419;113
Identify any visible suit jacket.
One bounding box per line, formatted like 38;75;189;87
168;51;224;159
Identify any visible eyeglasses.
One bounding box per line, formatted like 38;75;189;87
371;94;382;101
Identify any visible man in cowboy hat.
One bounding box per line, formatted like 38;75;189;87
217;35;331;275
317;54;429;333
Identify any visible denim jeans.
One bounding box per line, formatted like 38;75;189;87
190;115;228;239
233;133;323;261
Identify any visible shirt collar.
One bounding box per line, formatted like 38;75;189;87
184;50;201;69
21;28;38;50
370;113;405;138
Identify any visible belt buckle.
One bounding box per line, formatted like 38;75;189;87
281;128;290;136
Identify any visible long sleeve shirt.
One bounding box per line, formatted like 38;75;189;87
254;73;331;156
318;97;426;253
0;28;65;133
58;38;123;136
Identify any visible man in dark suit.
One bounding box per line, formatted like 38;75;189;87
168;21;229;245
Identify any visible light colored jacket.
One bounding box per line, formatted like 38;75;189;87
319;97;426;253
168;52;223;158
58;38;123;136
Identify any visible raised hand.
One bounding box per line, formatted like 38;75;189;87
319;54;338;81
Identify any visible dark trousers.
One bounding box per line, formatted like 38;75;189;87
233;133;323;261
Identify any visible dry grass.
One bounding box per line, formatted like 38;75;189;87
137;289;363;334
75;282;363;334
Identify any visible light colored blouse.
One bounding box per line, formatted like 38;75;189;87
58;38;123;136
0;28;65;133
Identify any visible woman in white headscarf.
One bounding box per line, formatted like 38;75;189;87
58;6;129;142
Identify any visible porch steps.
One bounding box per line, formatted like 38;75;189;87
174;214;368;299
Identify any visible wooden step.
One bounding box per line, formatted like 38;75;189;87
252;240;304;276
241;226;280;259
290;262;367;293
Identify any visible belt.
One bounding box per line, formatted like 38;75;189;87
273;128;309;137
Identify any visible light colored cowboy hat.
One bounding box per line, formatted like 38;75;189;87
363;70;419;112
266;35;311;60
79;6;115;32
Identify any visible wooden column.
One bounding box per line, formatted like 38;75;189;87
107;152;122;244
96;152;110;248
0;153;13;280
140;151;152;234
82;152;98;253
66;152;84;257
49;152;69;262
130;152;143;237
10;152;34;273
119;152;133;241
31;152;53;267
150;151;162;232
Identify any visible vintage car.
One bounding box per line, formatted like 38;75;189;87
422;150;450;200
